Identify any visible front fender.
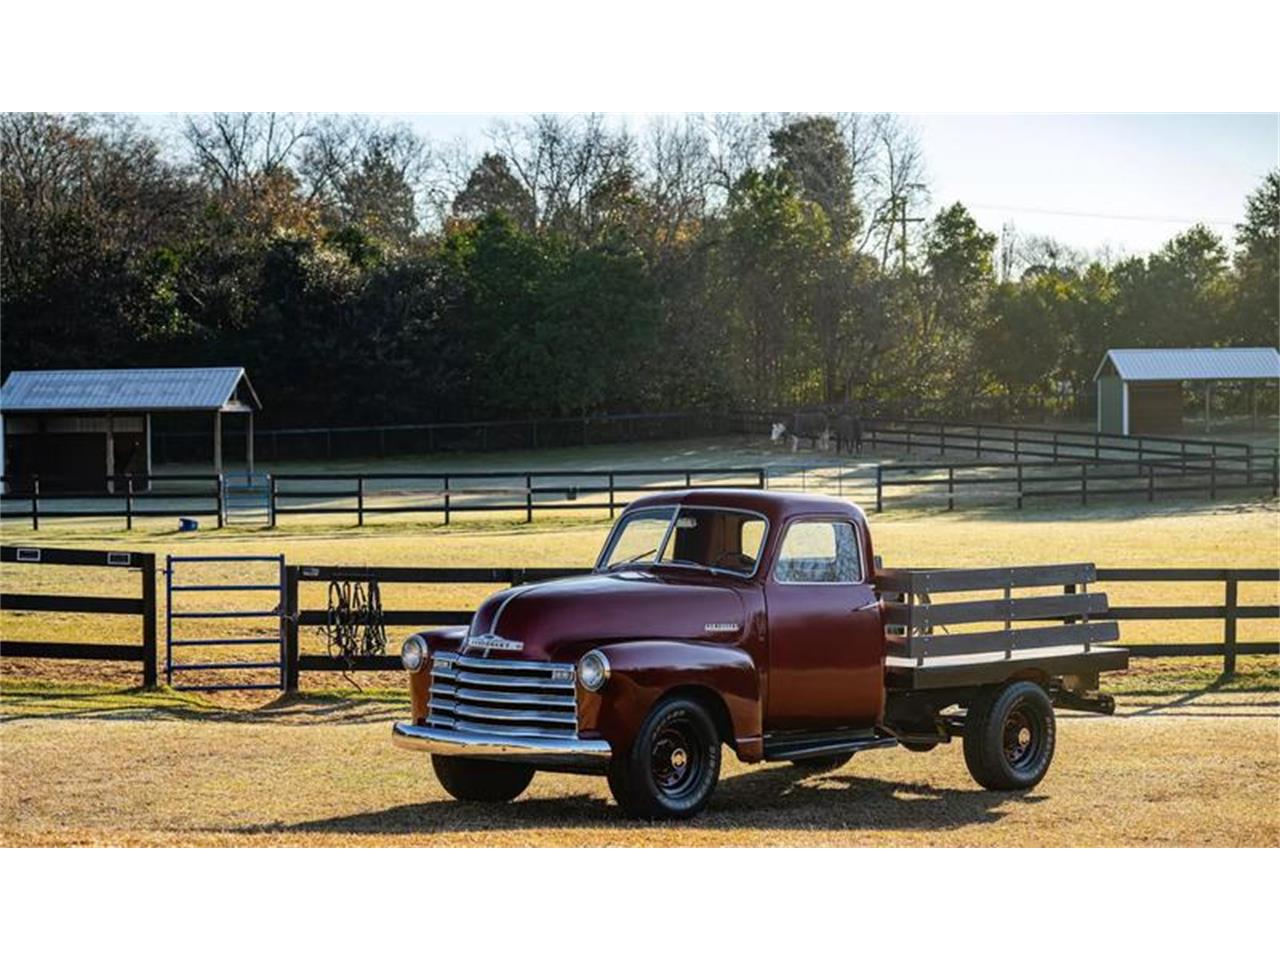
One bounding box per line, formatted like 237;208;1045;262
577;640;763;763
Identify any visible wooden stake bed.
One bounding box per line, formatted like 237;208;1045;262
886;644;1129;690
876;563;1129;689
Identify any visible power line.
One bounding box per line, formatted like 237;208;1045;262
968;203;1236;227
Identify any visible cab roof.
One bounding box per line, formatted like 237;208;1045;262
625;488;866;526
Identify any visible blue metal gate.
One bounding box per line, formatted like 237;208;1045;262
165;554;285;691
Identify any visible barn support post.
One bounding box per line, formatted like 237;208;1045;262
105;413;116;493
246;411;255;476
144;413;153;490
213;411;223;476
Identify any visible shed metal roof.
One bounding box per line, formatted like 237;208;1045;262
1094;348;1280;383
0;367;261;413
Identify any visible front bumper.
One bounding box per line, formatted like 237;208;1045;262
391;721;612;770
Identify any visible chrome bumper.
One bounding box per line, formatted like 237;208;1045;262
391;721;612;769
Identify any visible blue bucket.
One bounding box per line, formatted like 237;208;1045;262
178;518;199;532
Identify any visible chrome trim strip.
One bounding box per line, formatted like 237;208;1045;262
432;684;575;708
434;701;577;725
392;721;611;768
433;668;575;690
433;651;572;674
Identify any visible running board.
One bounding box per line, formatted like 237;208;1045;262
762;730;898;762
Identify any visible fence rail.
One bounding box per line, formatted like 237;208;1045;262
873;452;1280;511
1;468;766;530
0;545;157;685
284;564;582;688
277;563;1277;686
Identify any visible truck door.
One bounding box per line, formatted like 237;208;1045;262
764;516;884;731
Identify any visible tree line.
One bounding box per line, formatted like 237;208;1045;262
2;112;1275;427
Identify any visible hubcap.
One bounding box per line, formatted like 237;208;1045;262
1002;702;1042;770
650;716;703;798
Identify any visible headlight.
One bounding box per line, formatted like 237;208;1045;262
401;636;426;672
578;650;610;692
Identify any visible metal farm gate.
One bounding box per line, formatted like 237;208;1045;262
165;554;286;691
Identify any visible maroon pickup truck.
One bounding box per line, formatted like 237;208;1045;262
392;489;1127;818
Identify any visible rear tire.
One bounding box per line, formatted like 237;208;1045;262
790;752;854;773
963;681;1055;790
432;756;535;802
608;695;721;819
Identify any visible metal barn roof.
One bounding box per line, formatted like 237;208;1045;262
0;367;261;414
1094;348;1280;383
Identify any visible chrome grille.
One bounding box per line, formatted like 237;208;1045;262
428;651;578;738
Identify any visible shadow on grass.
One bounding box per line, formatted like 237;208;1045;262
239;765;1047;837
0;686;405;726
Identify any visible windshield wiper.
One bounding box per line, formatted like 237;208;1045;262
606;547;658;570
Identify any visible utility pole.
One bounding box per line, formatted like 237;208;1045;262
880;181;921;272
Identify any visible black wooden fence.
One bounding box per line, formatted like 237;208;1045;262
873;451;1280;511
283;564;581;689
0;545;157;686
0;467;766;530
280;563;1277;685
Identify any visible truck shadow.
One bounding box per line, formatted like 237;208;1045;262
242;765;1045;838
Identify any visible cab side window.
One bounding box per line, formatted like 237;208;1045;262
775;520;863;583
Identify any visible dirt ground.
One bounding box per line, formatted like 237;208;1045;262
2;685;1275;847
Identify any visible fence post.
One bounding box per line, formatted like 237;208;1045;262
357;477;365;527
284;565;300;692
1223;575;1238;677
141;552;157;688
31;476;39;531
1147;464;1155;502
125;475;134;531
215;475;224;529
947;465;954;512
758;467;767;490
685;471;692;488
1013;427;1020;459
1273;454;1279;497
443;476;451;526
269;475;277;528
939;423;946;456
1017;463;1024;510
608;473;616;519
975;424;982;459
875;464;883;513
525;474;533;523
1210;457;1217;500
1094;433;1100;461
1052;433;1058;463
1080;463;1088;506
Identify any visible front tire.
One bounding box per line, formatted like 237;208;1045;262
962;680;1056;790
608;695;721;819
431;756;535;802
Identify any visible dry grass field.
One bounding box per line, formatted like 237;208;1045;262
2;496;1277;846
1;689;1275;846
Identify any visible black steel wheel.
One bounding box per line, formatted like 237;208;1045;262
432;756;535;802
608;695;721;819
962;680;1056;790
790;752;855;773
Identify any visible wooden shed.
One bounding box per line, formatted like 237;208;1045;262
1094;347;1280;436
0;367;261;489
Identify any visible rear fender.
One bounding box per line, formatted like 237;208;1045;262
577;640;763;762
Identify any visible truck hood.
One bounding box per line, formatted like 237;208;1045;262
464;570;747;661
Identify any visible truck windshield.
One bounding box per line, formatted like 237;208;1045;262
600;506;767;577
